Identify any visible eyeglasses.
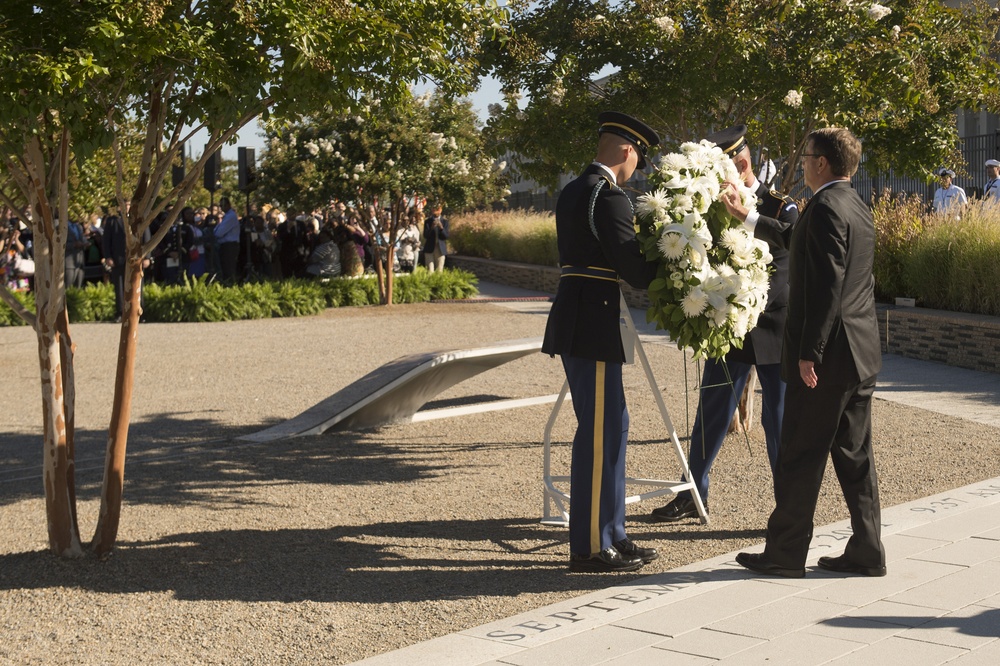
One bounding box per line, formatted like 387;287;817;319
800;153;825;159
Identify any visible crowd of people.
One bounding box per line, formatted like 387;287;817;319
0;197;449;314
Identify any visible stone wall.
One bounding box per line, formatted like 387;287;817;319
877;305;1000;374
449;255;1000;375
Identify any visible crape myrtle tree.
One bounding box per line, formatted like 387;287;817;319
258;90;507;303
0;0;507;558
483;0;1000;192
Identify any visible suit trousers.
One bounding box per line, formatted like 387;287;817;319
764;375;884;569
562;355;628;556
677;359;784;505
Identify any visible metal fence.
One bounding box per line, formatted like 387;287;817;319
505;132;1000;211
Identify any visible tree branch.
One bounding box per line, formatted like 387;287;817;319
0;284;36;330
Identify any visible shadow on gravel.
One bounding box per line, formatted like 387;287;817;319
0;518;620;603
0;415;457;508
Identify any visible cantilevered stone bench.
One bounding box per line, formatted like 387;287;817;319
238;337;549;442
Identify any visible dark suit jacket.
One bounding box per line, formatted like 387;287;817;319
422;215;449;255
542;164;658;363
783;181;881;386
728;182;798;366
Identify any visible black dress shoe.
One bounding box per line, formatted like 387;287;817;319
569;547;643;573
735;552;805;578
651;497;701;522
817;554;886;577
614;538;659;563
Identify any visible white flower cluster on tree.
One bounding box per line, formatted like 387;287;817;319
653;16;677;38
783;89;803;108
636;141;773;358
867;3;891;21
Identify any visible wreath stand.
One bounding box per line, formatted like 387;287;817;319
541;291;710;527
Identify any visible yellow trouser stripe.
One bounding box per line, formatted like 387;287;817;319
591;362;605;554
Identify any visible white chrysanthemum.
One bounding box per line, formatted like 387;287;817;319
680;286;709;318
891;24;900;39
705;306;731;328
720;227;750;254
386;159;396;167
662;153;689;172
687;149;714;172
304;141;319;156
637;188;673;218
679;141;702;155
672;193;694;214
783;89;803;108
733;310;752;339
658;232;687;260
868;3;891;21
653;16;677;38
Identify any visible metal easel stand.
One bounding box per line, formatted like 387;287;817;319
541;292;709;527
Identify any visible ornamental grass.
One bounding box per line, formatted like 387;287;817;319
904;199;1000;316
448;209;558;266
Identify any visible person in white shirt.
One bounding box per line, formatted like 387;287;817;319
984;159;1000;201
932;168;967;217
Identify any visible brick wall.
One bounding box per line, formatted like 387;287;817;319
450;255;1000;375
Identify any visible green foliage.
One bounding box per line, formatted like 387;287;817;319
0;290;33;326
65;282;116;322
449;210;558;265
904;201;1000;316
483;0;1000;190
0;271;479;325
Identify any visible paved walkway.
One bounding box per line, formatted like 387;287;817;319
353;282;1000;665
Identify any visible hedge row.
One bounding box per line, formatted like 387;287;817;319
0;268;478;326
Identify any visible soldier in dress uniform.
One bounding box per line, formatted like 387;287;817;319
651;124;798;523
541;111;660;573
984;159;1000;201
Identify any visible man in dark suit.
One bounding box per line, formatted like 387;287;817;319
422;203;449;272
651;124;798;522
736;127;885;578
542;111;660;573
102;201;150;322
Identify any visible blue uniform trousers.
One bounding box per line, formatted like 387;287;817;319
678;358;785;505
562;355;628;556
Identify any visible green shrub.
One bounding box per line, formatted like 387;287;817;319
1;269;478;325
905;200;1000;316
449;210;558;266
0;290;33;326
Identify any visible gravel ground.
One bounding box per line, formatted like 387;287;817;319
1;301;999;665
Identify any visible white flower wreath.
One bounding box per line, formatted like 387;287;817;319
636;140;774;359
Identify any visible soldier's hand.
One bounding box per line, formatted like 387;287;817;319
720;182;749;222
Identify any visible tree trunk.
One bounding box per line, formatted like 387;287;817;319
91;257;144;556
32;219;83;557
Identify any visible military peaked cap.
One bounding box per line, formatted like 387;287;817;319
597;111;659;169
704;124;749;157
